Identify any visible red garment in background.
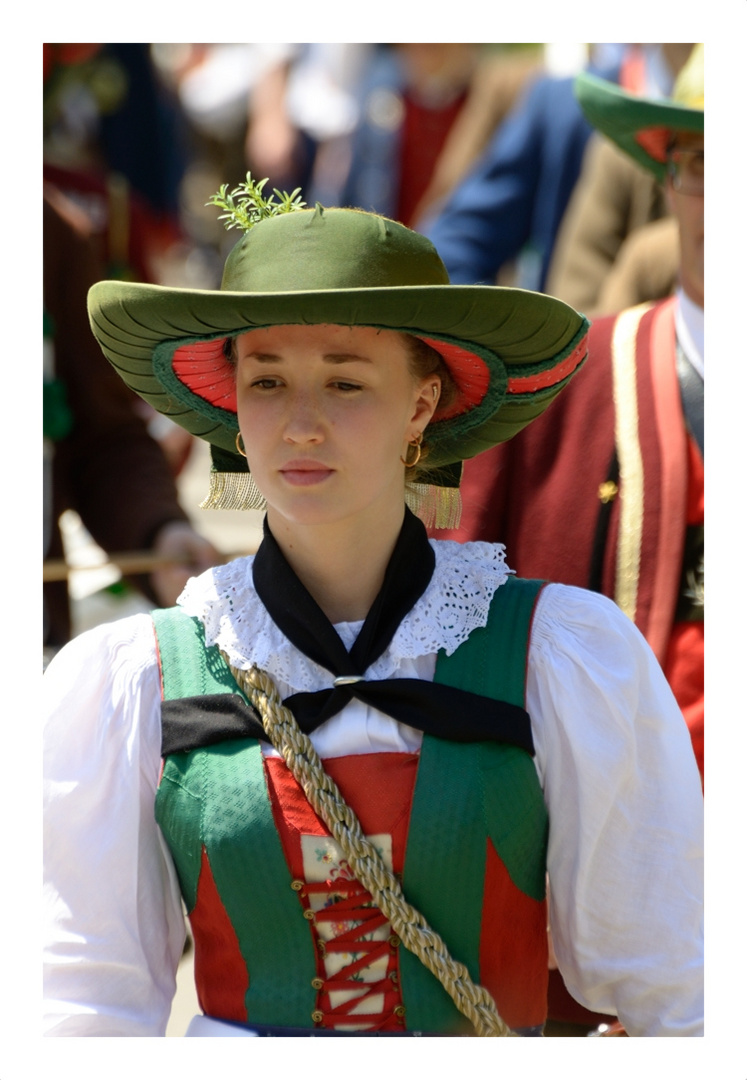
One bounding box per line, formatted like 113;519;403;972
662;436;704;779
396;91;467;227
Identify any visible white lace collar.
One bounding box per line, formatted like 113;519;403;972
177;539;512;694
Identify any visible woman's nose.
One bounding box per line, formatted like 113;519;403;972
282;391;325;444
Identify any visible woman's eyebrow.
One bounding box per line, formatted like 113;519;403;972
323;353;373;364
241;351;372;364
242;351;282;363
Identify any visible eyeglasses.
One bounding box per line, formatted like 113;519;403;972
666;148;704;196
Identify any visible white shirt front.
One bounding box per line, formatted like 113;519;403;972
675;287;704;378
43;540;704;1037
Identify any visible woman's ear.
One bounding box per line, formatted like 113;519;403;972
411;378;441;432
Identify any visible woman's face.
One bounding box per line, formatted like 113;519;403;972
235;324;439;529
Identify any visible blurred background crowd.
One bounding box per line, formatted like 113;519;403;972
43;38;699;650
42;41;698;646
44;43;689;297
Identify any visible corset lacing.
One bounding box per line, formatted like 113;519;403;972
300;878;406;1032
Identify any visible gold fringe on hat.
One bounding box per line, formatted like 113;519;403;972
200;472;462;529
199;471;268;511
405;482;462;530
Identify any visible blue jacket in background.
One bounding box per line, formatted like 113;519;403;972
421;62;619;293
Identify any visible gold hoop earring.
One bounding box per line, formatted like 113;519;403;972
401;432;423;469
235;430;247;458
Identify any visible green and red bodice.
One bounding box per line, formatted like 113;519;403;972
153;578;549;1035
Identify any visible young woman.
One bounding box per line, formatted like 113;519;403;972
43;195;703;1037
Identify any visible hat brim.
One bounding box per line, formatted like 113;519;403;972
88;279;588;468
575;73;704;181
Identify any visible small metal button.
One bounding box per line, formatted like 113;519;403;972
290;879;304;891
388;934;400;948
311;1010;324;1024
311;977;324;990
303;909;316;921
394;1005;406;1018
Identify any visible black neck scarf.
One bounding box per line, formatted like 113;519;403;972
250;508;534;754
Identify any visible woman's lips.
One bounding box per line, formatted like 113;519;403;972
279;462;335;486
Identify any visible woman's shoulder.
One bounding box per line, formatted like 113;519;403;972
43;612;165;774
532;581;645;648
44;611;160;681
429;545;635;639
426;546;641;660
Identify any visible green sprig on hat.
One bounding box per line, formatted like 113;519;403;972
206;172;307;234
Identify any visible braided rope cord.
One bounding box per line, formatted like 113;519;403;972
225;656;517;1038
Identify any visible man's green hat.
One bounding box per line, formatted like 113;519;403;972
574;43;704;181
88;197;588;521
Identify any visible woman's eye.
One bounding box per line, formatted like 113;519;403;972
250;378;282;390
332;381;363;393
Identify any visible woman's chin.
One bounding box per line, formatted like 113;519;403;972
266;492;401;533
266;493;349;529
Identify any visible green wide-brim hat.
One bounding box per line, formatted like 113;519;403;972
574;43;704;182
88;205;588;494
